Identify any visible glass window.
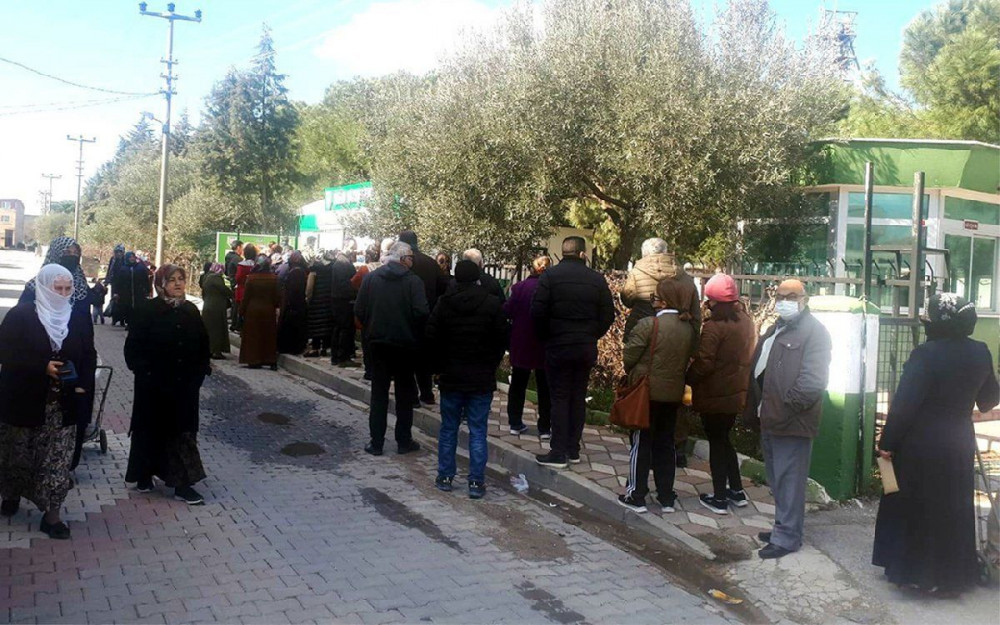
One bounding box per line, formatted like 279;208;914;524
845;224;923;261
945;234;997;311
847;192;929;219
944;197;1000;226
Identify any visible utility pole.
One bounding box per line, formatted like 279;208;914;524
66;135;96;241
139;2;202;268
41;173;61;215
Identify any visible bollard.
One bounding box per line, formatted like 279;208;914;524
808;295;880;500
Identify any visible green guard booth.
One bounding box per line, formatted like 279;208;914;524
808;296;881;500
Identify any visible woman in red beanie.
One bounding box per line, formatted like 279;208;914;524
686;274;757;515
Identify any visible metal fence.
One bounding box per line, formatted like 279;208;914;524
874;316;924;427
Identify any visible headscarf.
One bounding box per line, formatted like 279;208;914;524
209;262;225;274
153;264;187;308
124;251;138;266
252;254;272;273
288;251;306;269
113;243;125;255
34;264;74;351
924;292;977;340
23;236;90;305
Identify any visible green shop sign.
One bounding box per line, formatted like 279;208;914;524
324;182;373;212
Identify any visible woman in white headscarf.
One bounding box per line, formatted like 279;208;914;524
0;264;96;539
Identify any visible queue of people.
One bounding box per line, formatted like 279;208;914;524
3;231;996;602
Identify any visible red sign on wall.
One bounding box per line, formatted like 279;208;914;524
964;220;979;231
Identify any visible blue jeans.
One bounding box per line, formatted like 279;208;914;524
437;391;493;483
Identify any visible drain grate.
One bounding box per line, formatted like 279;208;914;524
281;441;325;457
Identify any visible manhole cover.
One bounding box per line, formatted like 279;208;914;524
257;412;290;425
281;441;325;457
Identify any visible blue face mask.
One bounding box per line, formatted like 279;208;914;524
774;300;801;320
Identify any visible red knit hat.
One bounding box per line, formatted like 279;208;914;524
704;273;738;303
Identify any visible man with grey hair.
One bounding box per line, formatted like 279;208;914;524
622;237;700;337
462;248;506;303
355;240;429;456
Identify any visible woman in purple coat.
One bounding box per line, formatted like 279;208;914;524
503;256;552;438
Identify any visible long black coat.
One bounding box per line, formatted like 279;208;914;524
124;298;211;435
425;283;508;394
873;337;999;591
530;257;614;349
113;263;151;324
0;301;97;428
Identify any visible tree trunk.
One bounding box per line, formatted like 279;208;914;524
610;222;641;270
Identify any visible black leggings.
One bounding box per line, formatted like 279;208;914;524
700;413;744;498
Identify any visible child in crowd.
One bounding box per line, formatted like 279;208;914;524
90;277;108;325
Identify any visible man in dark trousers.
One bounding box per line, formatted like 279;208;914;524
398;230;445;404
330;249;358;365
354;241;429;456
531;237;614;468
425;260;509;499
224;240;243;330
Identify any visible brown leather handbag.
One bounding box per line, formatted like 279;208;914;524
610;317;659;430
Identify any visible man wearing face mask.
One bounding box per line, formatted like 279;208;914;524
744;279;831;560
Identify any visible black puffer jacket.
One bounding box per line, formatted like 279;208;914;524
354;262;429;349
426;283;508;393
331;254;357;301
530;257;615;348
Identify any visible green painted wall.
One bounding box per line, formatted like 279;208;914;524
816;140;999;194
810;391;877;500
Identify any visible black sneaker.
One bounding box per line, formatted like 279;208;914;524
435;476;453;492
468;480;486;499
174;486;205;505
758;543;793;559
568;453;582;464
699;493;729;515
509;424;529;436
135;479;155;493
657;491;678;513
617;494;647;513
397;440;421;455
364;442;383;456
539;431;551;441
1;499;19;517
39;519;71;539
535;452;568;469
758;531;771;543
727;489;750;508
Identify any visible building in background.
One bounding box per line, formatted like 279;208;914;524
0;199;26;248
298;182;375;254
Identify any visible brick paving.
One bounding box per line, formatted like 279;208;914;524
296;354;777;544
0;316;734;624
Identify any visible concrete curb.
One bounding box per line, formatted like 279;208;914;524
235;332;716;560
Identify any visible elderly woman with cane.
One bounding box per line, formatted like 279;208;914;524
125;265;212;505
1;264;96;538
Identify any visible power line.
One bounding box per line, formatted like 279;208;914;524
0;55;159;96
0;94;154;117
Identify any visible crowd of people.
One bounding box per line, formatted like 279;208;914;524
0;231;996;598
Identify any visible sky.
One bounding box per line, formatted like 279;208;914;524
0;0;938;215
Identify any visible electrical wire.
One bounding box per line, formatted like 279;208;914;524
0;55;159;96
0;94;156;118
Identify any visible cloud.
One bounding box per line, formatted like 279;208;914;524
313;0;502;77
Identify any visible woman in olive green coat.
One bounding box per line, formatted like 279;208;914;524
617;278;697;514
201;263;232;359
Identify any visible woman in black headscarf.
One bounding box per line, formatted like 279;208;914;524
277;251;309;355
124;265;211;505
873;293;999;595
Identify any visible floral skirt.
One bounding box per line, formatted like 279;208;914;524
0;395;75;511
125;430;206;488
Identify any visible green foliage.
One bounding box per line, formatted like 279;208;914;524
48;200;75;215
843;0;999;143
364;0;846;268
197;25;301;233
34;213;73;243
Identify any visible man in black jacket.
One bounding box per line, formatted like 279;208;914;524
355;241;429;455
398;230;445;404
426;260;509;499
224;240;243;331
531;237;615;468
330;250;358;365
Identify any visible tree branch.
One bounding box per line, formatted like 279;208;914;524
580;177;630;211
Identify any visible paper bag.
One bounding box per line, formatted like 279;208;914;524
877;456;899;495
